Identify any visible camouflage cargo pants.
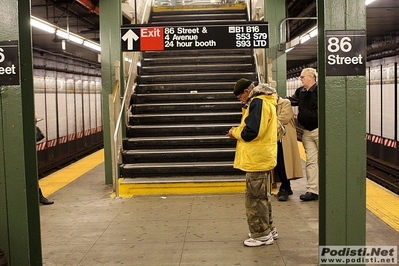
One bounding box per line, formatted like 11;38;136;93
245;171;273;239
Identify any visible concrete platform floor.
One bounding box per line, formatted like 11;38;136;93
39;163;399;265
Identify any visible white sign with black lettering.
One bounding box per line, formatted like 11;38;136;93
121;22;269;51
326;30;366;76
0;41;19;86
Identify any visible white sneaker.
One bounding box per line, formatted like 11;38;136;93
271;227;279;240
243;232;274;247
248;227;279;240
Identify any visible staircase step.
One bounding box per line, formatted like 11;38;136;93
120;161;243;178
129;112;241;125
137;72;256;83
126;123;237;137
142;49;252;58
140;64;253;75
135;82;238;94
132;91;238;104
150;13;247;24
122;148;235;163
141;55;254;66
131;101;241;114
123;135;236;149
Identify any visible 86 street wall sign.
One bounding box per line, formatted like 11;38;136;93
0;41;19;86
326;30;366;76
121;22;269;51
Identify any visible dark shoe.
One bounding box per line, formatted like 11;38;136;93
277;191;289;201
39;187;54;205
40;197;54;205
300;192;318;201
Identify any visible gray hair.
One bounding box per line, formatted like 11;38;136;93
302;68;317;81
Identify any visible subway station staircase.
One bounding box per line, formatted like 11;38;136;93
119;4;258;193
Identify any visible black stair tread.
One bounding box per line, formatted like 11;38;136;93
131;112;241;118
125;135;233;141
135;91;234;96
151;5;246;13
139;72;255;78
132;101;239;107
150;19;248;24
121;175;245;184
142;55;252;60
136;81;237;87
128;123;238;128
142;49;253;57
123;135;236;149
141;64;253;69
151;12;246;18
121;161;237;168
124;147;235;154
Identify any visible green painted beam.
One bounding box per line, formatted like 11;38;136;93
318;0;366;254
0;0;42;265
99;0;123;185
264;0;287;96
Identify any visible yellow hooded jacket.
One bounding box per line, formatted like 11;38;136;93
232;94;277;172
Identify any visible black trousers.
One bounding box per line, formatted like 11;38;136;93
276;141;291;192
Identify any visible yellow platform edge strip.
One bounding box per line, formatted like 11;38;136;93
39;149;104;195
366;179;399;231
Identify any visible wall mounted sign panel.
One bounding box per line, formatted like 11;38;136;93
121;22;269;51
325;30;366;76
0;41;19;86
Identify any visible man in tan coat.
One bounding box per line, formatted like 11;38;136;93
274;96;303;201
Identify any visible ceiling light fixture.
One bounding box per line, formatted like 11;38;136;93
83;40;101;52
300;34;311;44
309;27;318;38
30;17;55;34
285;47;294;53
31;16;100;52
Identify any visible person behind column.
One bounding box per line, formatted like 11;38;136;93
35;114;54;205
287;68;319;201
275;94;304;201
226;79;278;247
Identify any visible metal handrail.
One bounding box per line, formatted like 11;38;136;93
278;17;317;50
253;50;262;83
113;59;135;199
111;0;153;199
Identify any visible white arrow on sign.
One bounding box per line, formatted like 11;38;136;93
122;30;139;50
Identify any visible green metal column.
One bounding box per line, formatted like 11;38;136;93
264;0;286;96
0;0;42;265
318;0;366;251
99;0;123;184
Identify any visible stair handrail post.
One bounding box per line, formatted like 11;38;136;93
109;61;121;197
253;49;263;83
247;2;263;83
245;0;252;22
278;17;317;51
113;54;137;198
111;0;151;198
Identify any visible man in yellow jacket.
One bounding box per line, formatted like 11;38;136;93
226;79;278;247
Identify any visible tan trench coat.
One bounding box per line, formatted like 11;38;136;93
275;97;304;180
